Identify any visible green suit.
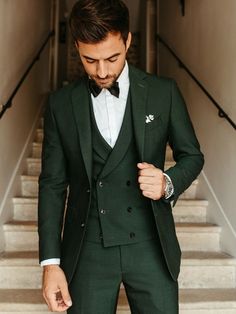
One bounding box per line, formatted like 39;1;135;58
38;65;204;312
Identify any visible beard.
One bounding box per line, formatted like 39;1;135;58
90;74;118;89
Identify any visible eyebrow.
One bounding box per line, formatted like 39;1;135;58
82;52;121;61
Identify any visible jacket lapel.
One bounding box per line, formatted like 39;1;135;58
71;79;92;185
99;93;132;178
129;65;148;161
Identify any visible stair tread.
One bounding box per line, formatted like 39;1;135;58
13;197;38;204
1;251;235;266
3;220;219;231
0;252;39;266
176;222;221;232
179;288;236;308
0;288;235;310
21;175;38;181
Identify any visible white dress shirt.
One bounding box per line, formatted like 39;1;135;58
91;61;130;147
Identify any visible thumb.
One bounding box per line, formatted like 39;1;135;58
137;162;154;169
60;283;72;307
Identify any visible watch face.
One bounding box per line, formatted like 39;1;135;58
164;174;174;199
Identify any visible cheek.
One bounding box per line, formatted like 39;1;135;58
80;60;95;75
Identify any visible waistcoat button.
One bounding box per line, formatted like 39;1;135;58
81;223;85;228
86;189;90;193
100;209;106;214
127;207;132;213
98;181;103;188
130;232;135;238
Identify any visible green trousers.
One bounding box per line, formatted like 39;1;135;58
68;237;179;314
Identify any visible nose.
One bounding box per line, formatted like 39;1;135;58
97;61;108;79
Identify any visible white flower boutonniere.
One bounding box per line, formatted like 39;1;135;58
145;114;155;124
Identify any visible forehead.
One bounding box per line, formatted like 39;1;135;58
77;33;125;59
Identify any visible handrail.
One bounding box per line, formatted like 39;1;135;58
156;33;236;131
0;30;55;119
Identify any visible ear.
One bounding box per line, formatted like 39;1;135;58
125;32;132;51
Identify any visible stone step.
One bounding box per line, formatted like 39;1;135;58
166;145;173;161
13;198;38;221
119;288;236;314
20;174;199;199
0;251;236;289
3;222;38;252
12;197;208;223
35;129;43;143
173;200;208;223
31;142;42;158
176;222;220;251
3;221;221;252
0;287;236;314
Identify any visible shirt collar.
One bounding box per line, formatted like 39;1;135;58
117;61;129;88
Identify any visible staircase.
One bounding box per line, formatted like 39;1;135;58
0;119;236;314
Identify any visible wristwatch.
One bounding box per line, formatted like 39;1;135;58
163;173;174;199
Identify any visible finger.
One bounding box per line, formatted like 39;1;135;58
142;190;163;201
137;162;155;170
60;283;72;308
43;290;60;312
138;168;157;177
138;175;156;184
140;183;157;192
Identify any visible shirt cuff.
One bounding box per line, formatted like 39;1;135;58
40;258;60;267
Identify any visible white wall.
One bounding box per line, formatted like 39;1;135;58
158;0;236;255
0;0;52;250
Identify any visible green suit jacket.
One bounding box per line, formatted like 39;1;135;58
38;65;204;283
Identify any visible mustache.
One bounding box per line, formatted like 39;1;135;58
93;75;116;81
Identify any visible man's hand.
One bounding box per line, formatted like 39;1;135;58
137;162;165;200
42;265;72;312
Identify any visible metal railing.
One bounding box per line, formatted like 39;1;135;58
0;30;55;119
156;33;236;131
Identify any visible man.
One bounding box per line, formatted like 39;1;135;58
38;0;204;313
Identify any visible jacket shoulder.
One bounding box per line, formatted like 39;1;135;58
129;64;174;89
48;77;86;109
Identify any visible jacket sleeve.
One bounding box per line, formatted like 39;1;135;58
164;80;204;205
38;94;69;262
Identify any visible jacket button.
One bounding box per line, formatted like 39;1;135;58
98;181;103;188
86;189;90;193
126;180;131;186
127;207;132;213
81;223;85;228
130;232;135;238
100;209;106;214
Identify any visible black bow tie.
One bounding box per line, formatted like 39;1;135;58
88;79;120;98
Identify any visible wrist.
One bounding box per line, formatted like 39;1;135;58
163;173;174;199
43;264;60;270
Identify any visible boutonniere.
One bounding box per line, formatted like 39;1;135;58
145;114;155;124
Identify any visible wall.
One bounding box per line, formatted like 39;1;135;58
158;0;236;255
0;0;52;250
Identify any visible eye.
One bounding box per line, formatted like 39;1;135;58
108;57;118;63
85;59;96;64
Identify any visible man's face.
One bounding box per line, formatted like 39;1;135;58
76;32;132;89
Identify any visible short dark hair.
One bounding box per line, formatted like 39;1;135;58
69;0;130;44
